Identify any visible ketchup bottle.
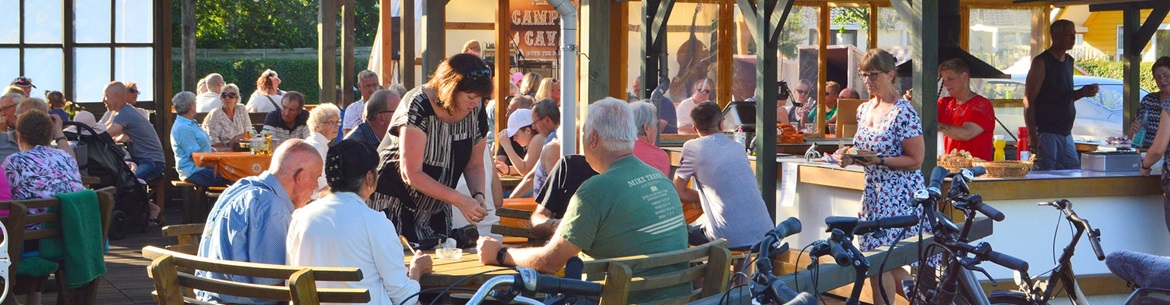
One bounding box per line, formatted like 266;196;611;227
1017;127;1030;160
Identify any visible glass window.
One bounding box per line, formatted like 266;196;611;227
115;47;153;101
23;0;62;44
0;49;17;79
116;0;152;43
76;0;112;43
23;49;63;93
0;0;18;43
75;48;111;103
968;8;1032;72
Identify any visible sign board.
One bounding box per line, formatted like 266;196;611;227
510;0;561;60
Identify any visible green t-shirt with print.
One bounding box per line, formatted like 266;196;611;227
559;155;689;303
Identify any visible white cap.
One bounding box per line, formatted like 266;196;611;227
505;109;534;137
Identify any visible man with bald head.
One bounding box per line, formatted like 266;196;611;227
196;139;323;304
105;81;166;182
344;89;400;147
0;93;24;160
197;73;226;113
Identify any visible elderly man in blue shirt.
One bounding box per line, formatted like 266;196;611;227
171;91;229;187
195;138;323;304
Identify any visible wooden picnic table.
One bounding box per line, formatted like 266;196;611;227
410;250;517;289
500;174;522;190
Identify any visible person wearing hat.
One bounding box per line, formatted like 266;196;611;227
494;108;543;176
11;76;34;98
287;139;433;305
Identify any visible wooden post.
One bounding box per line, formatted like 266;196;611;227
402;0;416;87
716;1;733;107
496;0;510;136
893;0;940;173
159;0;175;187
817;3;828;135
421;0;446;79
379;0;393;85
1123;8;1140;136
738;0;794;219
609;1;630;99
341;0;355;107
582;0;613;106
181;0;196;91
868;3;877;50
961;5;970;50
319;0;338;104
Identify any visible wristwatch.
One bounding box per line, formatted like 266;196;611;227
496;247;509;266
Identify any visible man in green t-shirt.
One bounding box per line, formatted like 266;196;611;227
477;98;689;303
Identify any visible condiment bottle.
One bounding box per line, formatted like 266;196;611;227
993;135;1006;161
1017;127;1030;161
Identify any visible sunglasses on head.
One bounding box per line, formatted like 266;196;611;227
467;68;492;80
221;92;238;99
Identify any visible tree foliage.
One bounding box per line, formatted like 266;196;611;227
171;0;380;49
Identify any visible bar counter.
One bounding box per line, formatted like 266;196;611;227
665;147;1169;291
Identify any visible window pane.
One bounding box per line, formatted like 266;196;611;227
969;8;1033;73
76;0;112;43
24;0;62;44
75;48;111;104
116;0;152;43
0;49;17;79
115;47;152;102
23;49;63;94
0;0;18;43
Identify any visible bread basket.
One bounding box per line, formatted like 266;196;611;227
938;157;974;173
972;160;1033;178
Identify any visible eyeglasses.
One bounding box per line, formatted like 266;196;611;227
323;120;341;126
795;89;809;94
221;92;239;99
859;71;885;80
467;68;492;80
696;88;712;94
378;110;394;116
128;88;140;94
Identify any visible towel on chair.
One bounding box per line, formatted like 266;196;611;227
1106;250;1170;289
54;190;107;288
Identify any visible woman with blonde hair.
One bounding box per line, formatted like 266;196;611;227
202;83;253;150
533;78;560;104
518;72;542;97
246;69;285;113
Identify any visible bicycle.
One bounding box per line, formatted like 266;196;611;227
803;214;923;305
465;257;603;305
744;217;818;305
907;166;1030;305
986;199;1106;305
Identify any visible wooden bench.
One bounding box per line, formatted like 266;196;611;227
142;246;370;305
161;223;206;255
581;239;731;304
0;186;116;305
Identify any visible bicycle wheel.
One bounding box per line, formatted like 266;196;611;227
988;290;1033;305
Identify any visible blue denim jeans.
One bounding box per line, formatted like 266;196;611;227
1035;133;1080;170
186;168;230;187
134;159;166;182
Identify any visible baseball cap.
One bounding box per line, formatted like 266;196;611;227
505;109;534;137
11;76;35;88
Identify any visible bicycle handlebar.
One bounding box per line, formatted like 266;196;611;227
952;242;1029;273
961;194;1005;222
1044;200;1106;261
826;215;920;235
767;217;803;242
516;268;604;297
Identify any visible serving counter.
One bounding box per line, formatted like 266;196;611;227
666;147;1170;292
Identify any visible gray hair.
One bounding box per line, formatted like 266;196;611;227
358;70;379;82
308;103;341;132
630;100;658;136
365;89;398;121
205;73;225;87
532;98;559;122
387;83;408;98
223;83;240;94
583;97;636;153
172;91;197;115
16;97;48;115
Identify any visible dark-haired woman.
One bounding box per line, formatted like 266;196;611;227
287;139;432;305
369;53;492;243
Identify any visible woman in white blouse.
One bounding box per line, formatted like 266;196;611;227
202;83;252;150
306;103;341;192
246;69;285;113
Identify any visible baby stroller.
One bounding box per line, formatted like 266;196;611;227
64;121;148;240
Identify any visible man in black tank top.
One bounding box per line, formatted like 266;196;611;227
1024;19;1100;170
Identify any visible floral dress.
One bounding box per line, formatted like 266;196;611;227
853;99;927;251
4;145;85;230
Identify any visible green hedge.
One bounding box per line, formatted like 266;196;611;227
171;56;370;104
1078;60;1156;92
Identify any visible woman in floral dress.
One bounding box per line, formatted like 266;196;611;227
834;48;926;304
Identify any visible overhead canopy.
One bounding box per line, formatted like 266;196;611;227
896;46;1009;79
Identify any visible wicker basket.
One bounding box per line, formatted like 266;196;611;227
972;160;1032;178
938;157;974;173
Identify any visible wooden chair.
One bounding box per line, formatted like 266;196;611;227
490;198;544;246
142;246;370;305
835;98;866;138
161;223;206;255
581;239;731;305
1;186;117;305
170;180;217;224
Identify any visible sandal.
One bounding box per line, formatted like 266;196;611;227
147;218;163;228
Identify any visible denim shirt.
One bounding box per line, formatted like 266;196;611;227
171;115;213;180
195;172;294;305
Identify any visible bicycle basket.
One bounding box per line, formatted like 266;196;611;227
1126;288;1170;305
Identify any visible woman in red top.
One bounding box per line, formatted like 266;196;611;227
938;58;996;160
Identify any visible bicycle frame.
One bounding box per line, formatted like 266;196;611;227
1014;212;1092;305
